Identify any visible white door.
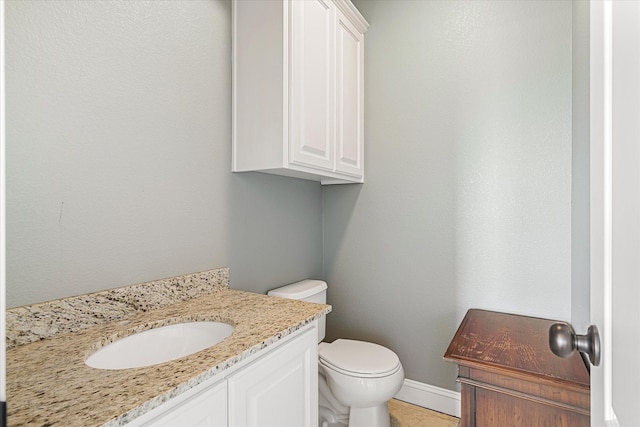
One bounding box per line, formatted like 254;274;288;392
227;328;318;427
142;380;227;427
289;0;335;171
589;1;640;426
334;8;364;178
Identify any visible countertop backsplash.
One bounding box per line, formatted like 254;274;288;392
6;267;230;348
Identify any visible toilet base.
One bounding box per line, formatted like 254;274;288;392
319;404;348;427
319;402;391;427
348;403;390;427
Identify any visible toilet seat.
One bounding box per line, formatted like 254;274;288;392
319;339;401;378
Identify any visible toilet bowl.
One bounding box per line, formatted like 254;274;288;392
268;280;405;427
319;339;405;427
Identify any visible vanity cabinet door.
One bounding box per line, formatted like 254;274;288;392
227;327;318;427
142;380;227;427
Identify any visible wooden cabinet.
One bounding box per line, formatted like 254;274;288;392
444;309;590;427
129;324;318;427
232;0;368;185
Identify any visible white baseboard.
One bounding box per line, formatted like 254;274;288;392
393;379;461;418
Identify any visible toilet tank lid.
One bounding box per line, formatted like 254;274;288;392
268;280;327;300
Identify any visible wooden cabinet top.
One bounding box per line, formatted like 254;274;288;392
444;309;590;389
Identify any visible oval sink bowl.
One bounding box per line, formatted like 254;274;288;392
86;321;234;370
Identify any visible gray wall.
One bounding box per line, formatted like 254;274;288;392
323;0;573;390
5;0;322;307
6;0;585;397
571;0;591;333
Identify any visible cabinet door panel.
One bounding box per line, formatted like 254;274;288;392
289;0;334;170
143;380;227;427
335;10;364;177
475;388;589;427
228;328;318;427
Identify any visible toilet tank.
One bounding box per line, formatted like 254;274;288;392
268;280;327;342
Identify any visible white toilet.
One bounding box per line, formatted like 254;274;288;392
268;280;405;427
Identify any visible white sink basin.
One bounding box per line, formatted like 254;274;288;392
85;321;234;370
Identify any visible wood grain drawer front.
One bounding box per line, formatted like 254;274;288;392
467;368;590;412
474;388;589;427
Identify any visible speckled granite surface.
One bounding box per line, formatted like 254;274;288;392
6;268;230;348
6;269;330;426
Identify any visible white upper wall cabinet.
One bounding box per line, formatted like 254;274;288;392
232;0;368;185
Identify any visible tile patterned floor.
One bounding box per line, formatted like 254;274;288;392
389;399;460;427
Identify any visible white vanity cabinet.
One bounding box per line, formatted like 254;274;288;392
142;380;227;427
228;324;318;426
232;0;368;185
128;324;318;427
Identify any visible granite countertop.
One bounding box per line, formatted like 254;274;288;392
6;268;330;426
